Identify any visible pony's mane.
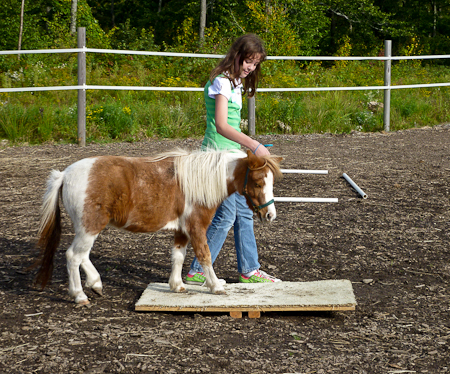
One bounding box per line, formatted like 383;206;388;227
149;148;246;208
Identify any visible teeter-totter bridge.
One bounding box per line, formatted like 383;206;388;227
135;281;356;318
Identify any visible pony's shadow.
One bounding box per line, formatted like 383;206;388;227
0;236;47;296
0;235;173;305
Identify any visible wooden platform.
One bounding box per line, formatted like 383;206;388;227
135;280;356;318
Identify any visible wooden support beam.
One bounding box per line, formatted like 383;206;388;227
229;311;243;319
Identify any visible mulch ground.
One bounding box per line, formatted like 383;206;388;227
0;126;449;373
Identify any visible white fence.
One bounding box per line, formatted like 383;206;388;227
1;27;450;146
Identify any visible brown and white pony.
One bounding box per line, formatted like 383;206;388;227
33;148;282;304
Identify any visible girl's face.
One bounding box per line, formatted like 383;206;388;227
239;53;262;78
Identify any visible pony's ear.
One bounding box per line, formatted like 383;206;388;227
271;156;284;165
246;149;265;169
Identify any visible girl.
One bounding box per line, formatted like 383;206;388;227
186;34;281;284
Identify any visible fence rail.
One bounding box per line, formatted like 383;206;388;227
3;47;450;61
1;27;450;145
2;82;450;93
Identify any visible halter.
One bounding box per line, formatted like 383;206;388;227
242;161;275;214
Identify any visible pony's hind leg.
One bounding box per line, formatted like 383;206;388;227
169;231;189;293
80;235;102;296
202;265;226;295
66;232;97;304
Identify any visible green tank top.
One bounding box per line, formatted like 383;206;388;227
202;76;242;151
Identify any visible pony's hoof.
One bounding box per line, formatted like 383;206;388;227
77;298;90;306
74;293;90;305
172;285;187;293
92;287;103;296
213;288;226;295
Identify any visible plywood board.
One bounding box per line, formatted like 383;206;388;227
135;280;356;317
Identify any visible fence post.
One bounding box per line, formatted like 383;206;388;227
383;40;392;132
77;27;86;146
248;96;255;136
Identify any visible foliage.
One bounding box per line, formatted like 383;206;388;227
0;0;109;49
1;57;450;144
80;0;450;58
108;19;158;51
3;0;450;60
1;0;450;144
241;1;302;56
0;103;78;143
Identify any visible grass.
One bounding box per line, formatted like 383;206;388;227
1;56;450;145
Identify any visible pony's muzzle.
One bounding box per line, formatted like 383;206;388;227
258;207;277;222
266;210;276;222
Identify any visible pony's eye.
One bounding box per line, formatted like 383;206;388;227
255;183;261;188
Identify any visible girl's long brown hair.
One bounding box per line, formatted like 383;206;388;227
210;34;266;98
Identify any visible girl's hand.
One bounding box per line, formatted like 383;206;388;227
253;143;270;157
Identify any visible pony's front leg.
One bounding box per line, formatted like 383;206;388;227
202;264;226;295
169;231;188;293
190;234;225;295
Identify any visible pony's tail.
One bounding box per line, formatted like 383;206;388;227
31;170;64;289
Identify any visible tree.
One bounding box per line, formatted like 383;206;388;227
70;0;77;35
199;0;206;47
18;0;25;54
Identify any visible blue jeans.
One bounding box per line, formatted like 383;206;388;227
190;192;260;274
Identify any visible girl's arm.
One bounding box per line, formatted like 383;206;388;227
215;94;270;157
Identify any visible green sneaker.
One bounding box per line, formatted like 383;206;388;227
186;272;206;285
185;272;227;286
239;270;281;283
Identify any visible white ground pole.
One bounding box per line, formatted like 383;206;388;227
274;197;338;203
281;169;328;174
276;169;338;203
342;173;368;199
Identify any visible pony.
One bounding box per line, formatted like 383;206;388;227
33;148;283;304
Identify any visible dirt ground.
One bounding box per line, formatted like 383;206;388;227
1;126;449;374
